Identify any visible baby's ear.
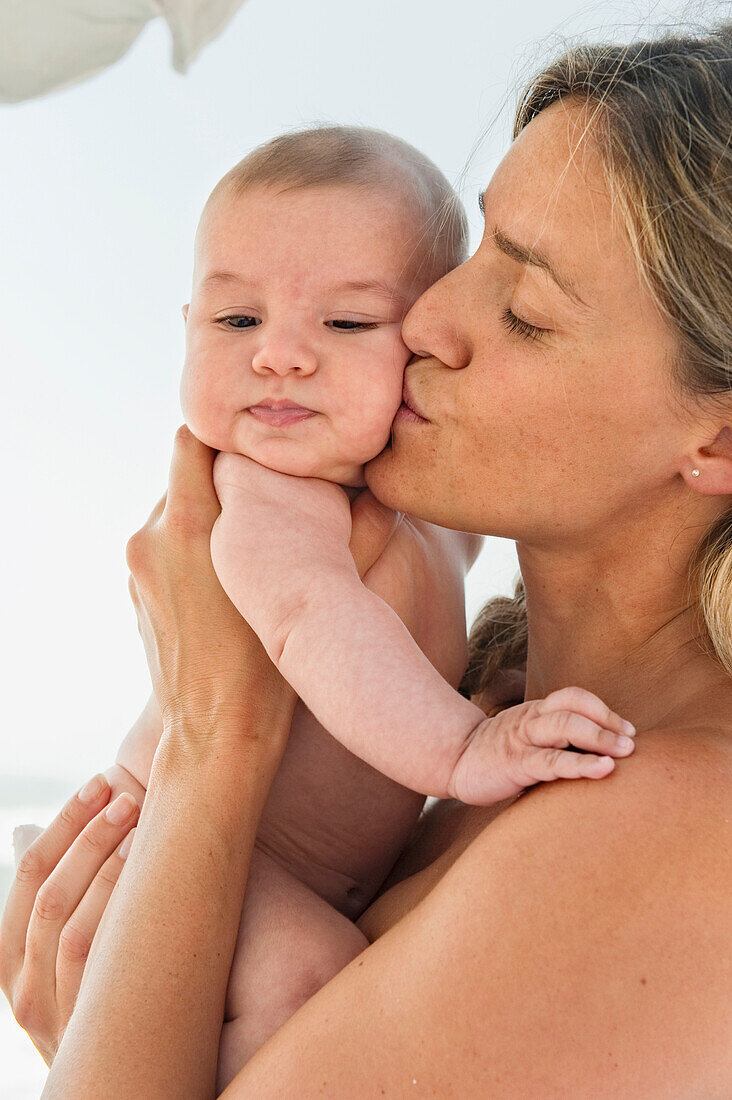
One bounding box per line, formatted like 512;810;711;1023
181;303;190;323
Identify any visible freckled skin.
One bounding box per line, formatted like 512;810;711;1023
365;102;686;543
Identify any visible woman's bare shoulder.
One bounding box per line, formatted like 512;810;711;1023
227;728;731;1097
483;725;731;875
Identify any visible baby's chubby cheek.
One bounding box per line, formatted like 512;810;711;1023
346;410;397;464
342;382;403;459
179;359;234;452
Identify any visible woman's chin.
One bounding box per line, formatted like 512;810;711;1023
364;441;411;511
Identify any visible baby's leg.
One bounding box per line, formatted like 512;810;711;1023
217;845;369;1093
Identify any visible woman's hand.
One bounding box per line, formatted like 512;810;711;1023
126;427;294;743
0;776;139;1066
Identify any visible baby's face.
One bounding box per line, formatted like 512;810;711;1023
181;184;427;485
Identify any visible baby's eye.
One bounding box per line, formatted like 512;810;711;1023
217;315;261;330
327;319;378;332
501;308;548;342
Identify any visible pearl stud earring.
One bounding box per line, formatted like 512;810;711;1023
692;468;701;477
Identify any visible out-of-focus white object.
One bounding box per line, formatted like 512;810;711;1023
12;824;44;869
0;0;247;103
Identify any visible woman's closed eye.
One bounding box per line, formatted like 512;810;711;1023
501;307;550;342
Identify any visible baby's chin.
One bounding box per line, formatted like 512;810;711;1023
236;437;367;487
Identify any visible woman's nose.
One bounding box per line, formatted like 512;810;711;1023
250;336;318;377
401;266;471;370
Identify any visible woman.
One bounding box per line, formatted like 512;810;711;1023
2;23;731;1097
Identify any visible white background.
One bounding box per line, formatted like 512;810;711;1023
0;0;716;1092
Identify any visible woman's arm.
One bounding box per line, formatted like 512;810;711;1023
0;437;409;1076
43;427;298;1098
45;732;293;1098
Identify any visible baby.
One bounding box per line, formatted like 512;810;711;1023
104;127;635;1090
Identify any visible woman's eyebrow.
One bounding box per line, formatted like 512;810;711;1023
478;194;586;306
493;227;586;305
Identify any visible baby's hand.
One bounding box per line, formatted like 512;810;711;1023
211;452;355;645
447;687;636;804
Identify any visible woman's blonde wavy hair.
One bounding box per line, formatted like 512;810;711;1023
461;22;732;697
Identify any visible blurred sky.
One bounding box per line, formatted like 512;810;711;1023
0;0;715;788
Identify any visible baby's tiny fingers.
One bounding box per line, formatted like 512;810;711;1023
530;748;616;783
538;687;635;738
56;828;135;1017
536;713;635;758
526;711;633;757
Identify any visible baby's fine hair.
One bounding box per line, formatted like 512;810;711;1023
201;124;469;291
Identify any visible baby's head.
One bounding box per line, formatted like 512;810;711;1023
181;126;468;486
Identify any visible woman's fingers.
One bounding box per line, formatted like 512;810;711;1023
23;793;139;988
147;492;167;525
55;828;136;1018
0;776;113;976
535;686;636;738
165;425;220;527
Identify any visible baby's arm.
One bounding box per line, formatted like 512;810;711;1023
211;453;636;805
266;572;635;802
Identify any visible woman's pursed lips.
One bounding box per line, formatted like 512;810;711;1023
399;380;429;422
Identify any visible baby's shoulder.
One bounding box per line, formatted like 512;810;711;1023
362;517;479;688
407;517;483;570
363;514;477;603
373;514;481;578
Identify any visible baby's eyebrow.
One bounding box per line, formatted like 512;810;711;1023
200;272;409;309
201;271;250;289
336;279;410;308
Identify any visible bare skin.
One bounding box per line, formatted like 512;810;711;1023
2;100;731;1096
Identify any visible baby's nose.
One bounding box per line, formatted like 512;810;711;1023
251;338;318;377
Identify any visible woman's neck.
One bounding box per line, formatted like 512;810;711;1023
518;506;732;734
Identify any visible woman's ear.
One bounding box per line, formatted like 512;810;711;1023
181;303;189;323
685;425;732;495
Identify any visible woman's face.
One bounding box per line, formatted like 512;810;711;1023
366;101;689;543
